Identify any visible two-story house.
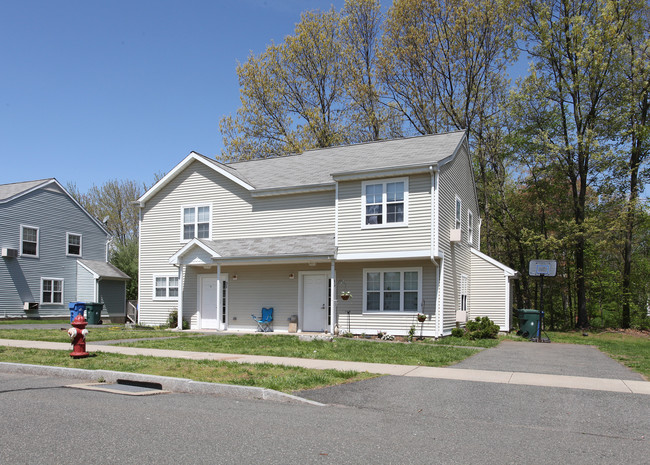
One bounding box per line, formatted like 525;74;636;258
0;179;130;322
137;131;516;336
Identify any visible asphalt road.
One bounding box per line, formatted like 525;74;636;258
1;371;648;464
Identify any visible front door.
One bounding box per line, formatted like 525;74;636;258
199;274;228;330
302;274;328;332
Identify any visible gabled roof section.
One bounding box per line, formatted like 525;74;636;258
0;178;109;235
137;152;255;205
78;259;131;280
471;248;518;277
0;178;55;203
138;131;466;204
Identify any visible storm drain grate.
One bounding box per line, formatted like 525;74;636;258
66;379;170;396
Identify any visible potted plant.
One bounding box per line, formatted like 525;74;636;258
417;313;427;323
340;291;352;301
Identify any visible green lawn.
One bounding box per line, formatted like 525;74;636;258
0;346;376;393
0;319;70;325
118;333;482;367
541;331;650;379
0;327;200;342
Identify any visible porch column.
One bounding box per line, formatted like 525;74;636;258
216;263;222;329
330;260;336;334
177;265;184;330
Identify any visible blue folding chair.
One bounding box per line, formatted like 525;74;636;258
251;307;273;332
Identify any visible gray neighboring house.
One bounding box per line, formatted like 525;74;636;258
0;179;129;322
137;131;517;335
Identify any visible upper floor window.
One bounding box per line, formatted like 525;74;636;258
455;197;462;230
67;233;82;256
468;210;474;245
41;278;63;304
21;225;39;257
154;274;179;300
364;268;421;312
362;178;408;228
181;205;211;241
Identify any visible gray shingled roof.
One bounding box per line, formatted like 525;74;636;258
79;259;131;280
0;179;53;202
196;234;335;259
202;131;465;190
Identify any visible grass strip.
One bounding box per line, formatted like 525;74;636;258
0;346;377;393
0;327;199;342
541;331;650;379
118;334;481;367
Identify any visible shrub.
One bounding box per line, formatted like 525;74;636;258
451;327;464;338
407;324;416;342
167;310;189;330
464;316;499;340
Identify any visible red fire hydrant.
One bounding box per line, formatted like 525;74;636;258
68;314;89;358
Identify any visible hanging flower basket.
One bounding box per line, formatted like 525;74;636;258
340;291;352;301
417;313;427;323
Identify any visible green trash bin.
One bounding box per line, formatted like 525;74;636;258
85;302;103;325
516;309;542;339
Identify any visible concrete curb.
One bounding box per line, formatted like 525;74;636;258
0;362;326;406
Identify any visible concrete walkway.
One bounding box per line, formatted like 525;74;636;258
1;338;649;396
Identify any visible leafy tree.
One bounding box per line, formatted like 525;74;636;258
110;237;139;301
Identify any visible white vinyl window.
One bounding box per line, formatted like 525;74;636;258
364;268;421;312
460;274;469;312
41;278;63;304
455;197;462;230
66;232;82;256
468;210;474;245
181;205;211;241
362;178;408;228
21;225;39;257
153;275;179;300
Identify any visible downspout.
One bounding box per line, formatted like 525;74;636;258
105;237;114;262
430;166;443;337
217;263;221;330
137;205;142;325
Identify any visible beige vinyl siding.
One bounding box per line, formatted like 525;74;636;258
337;174;432;254
438;145;479;334
138;161;334;324
470;253;511;331
334;260;437;336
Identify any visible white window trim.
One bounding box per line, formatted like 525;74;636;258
460;274;469;312
455;196;462;230
361;177;409;229
467;210;474;245
362;267;422;313
66;232;83;257
41;277;64;305
20;224;39;258
153;274;179;301
180;204;212;243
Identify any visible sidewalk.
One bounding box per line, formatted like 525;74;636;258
1;338;649;395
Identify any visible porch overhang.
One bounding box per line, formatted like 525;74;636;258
168;234;336;266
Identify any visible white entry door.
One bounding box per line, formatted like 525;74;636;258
199;274;228;330
302;274;328;332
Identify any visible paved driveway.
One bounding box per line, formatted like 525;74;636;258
451;340;645;380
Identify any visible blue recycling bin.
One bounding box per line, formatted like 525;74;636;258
69;302;86;322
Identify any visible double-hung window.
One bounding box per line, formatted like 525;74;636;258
41;278;63;304
364;268;421;312
181;205;211;241
460;274;469;312
362;178;408;227
455;197;462;230
21;225;39;257
154;275;179;300
467;210;473;245
67;233;82;256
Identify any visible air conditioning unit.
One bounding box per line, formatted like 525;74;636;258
456;310;468;323
2;248;18;258
450;229;462;243
23;302;39;311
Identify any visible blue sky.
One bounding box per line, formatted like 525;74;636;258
1;0;345;192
